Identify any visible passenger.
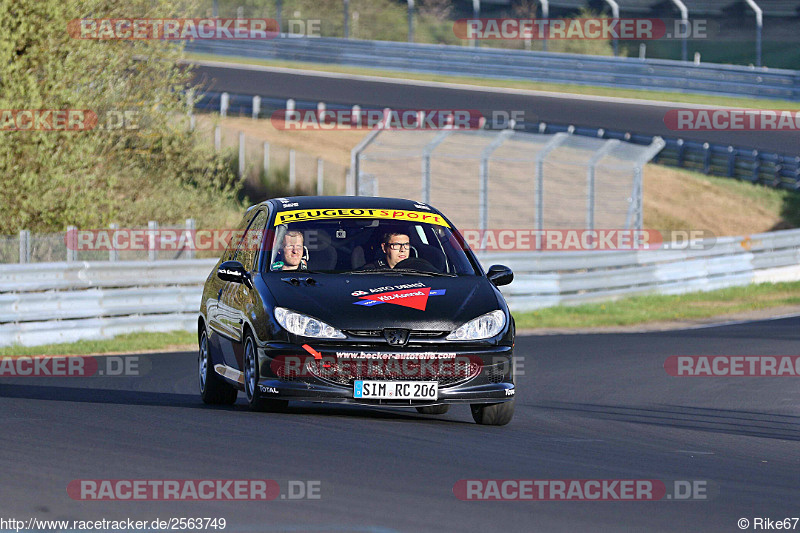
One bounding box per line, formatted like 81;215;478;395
272;230;307;271
363;232;410;269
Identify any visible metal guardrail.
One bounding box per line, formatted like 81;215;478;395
0;259;216;347
486;228;800;310
186;37;800;101
2;230;799;346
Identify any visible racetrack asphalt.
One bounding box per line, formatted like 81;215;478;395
190;64;800;156
1;315;799;532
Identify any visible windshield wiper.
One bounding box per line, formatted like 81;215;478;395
388;268;457;277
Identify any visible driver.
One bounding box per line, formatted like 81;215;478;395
272;230;307;271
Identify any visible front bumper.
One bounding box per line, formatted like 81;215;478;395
255;342;515;406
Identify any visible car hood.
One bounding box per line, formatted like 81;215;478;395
264;273;502;332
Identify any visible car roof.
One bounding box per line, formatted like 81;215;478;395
258;196;443;215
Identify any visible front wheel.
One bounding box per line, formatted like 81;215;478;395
470;400;514;426
199;328;237;405
243;332;288;413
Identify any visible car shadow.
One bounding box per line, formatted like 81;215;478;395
0;382;468;424
536;400;800;441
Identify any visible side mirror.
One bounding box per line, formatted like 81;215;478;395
487;264;513;287
217;260;252;288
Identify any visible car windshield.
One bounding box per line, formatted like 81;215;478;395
264;216;478;276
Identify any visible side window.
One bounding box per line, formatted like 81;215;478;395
234;210;268;271
223;210;258;262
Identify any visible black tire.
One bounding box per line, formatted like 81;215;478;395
243;331;288;413
199;327;237;405
415;405;450;415
470;400;514;426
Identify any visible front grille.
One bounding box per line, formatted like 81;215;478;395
346;330;381;337
305;356;480;387
345;330;448;341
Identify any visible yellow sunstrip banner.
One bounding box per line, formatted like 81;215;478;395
274;208;450;227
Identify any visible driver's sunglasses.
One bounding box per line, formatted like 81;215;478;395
387;242;411;250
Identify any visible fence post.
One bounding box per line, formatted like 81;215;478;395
185;218;195;260
534;133;570;232
586;139;620;232
220;92;229;118
727;146;736;177
479;129;514;233
634;167;644;230
289;149;296;191
752;150;761;182
263;142;270;177
628;136;665;231
109;223;119;262
18;230;30;264
421;129;453;204
238;132;245;178
343;0;349;38
407;0;415;43
317;158;324;195
148;221;158;261
187;88;195;131
214;126;221;151
252;95;261;119
349;110;388;196
66;225;77;262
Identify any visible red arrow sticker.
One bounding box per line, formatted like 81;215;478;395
301;344;323;360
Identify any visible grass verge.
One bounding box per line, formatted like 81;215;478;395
0;330;195;357
187;52;799;110
513;281;800;329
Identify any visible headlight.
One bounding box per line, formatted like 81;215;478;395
446;310;506;341
274;307;346;339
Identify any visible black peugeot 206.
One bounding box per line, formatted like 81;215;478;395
198;196;516;425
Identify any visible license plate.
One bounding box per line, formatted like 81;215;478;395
354;380;438;400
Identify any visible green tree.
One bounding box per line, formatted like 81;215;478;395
0;0;239;233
